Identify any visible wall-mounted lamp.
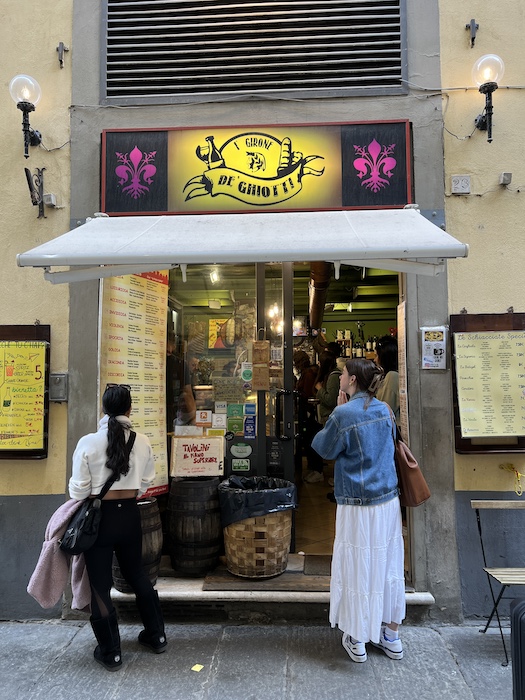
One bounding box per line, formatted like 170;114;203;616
9;74;43;158
473;54;505;143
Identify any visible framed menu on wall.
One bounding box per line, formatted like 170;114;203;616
0;325;50;459
450;314;525;453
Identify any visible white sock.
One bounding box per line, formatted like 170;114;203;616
384;625;399;641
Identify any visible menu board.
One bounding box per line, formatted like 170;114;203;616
454;330;525;438
0;340;48;454
100;272;169;495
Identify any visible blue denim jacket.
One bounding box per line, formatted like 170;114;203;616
311;391;398;506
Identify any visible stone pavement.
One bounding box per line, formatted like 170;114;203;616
0;618;514;700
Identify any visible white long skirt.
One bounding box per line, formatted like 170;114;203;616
329;496;406;644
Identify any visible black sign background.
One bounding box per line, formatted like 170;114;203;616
103;131;168;213
341;122;411;208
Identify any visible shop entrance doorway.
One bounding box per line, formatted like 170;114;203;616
166;259;411;582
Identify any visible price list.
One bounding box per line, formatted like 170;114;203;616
0;341;47;450
454;331;525;437
100;272;169;495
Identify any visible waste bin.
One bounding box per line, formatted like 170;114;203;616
218;476;297;579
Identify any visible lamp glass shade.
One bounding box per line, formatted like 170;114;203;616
9;74;42;106
472;54;505;87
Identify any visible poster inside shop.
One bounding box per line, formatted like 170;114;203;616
100;272;169;495
0;340;47;453
454;330;525;437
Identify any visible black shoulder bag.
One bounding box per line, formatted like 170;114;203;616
60;431;136;555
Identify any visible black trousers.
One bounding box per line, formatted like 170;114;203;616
84;498;154;619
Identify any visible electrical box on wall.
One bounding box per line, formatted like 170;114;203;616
49;373;68;402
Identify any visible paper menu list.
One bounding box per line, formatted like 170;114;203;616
100;272;169;495
454;331;525;437
0;341;47;450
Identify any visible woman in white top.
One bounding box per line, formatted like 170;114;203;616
69;384;166;671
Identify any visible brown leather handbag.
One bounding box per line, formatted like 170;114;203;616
388;409;430;507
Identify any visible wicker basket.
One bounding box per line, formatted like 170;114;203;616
223;510;292;578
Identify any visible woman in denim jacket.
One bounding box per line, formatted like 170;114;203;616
312;359;405;663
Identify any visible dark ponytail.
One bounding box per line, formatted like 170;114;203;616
102;385;132;476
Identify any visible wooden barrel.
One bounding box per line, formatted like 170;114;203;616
112;498;163;593
167;477;222;577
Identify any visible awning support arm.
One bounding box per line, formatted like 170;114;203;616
42;264;178;284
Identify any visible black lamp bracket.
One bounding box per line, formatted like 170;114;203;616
17;101;42;158
475;82;498;143
24;167;46;218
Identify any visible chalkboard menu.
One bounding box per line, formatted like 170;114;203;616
450;314;525;453
0;325;50;459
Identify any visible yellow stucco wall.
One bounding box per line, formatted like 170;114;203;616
439;4;525;491
0;1;72;495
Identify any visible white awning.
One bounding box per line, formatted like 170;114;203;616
17;209;468;284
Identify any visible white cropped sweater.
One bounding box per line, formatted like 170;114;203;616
68;415;155;500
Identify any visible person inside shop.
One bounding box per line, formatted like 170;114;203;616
304;350;342;485
221;359;237;376
312;359;405;663
293;350;324;480
375;335;400;424
315;351;342;426
68;384;167;671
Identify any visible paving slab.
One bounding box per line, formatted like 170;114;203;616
0;620;514;700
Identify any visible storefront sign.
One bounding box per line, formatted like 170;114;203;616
102;121;411;215
171;436;224;476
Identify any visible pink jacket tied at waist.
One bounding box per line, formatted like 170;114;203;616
27;499;92;611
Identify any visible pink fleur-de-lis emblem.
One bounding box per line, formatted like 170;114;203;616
115;146;157;199
353;139;397;193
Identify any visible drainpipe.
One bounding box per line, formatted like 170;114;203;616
308;262;332;330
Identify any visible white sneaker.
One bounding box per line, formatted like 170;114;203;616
303;470;324;483
342;634;367;663
372;626;403;660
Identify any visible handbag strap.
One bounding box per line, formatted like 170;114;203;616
97;430;137;500
385;405;399;443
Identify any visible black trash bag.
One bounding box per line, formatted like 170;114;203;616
218;476;297;527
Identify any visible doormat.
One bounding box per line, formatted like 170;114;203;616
303;555;332;577
202;564;330;592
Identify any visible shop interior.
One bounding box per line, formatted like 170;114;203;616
166;260;402;571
